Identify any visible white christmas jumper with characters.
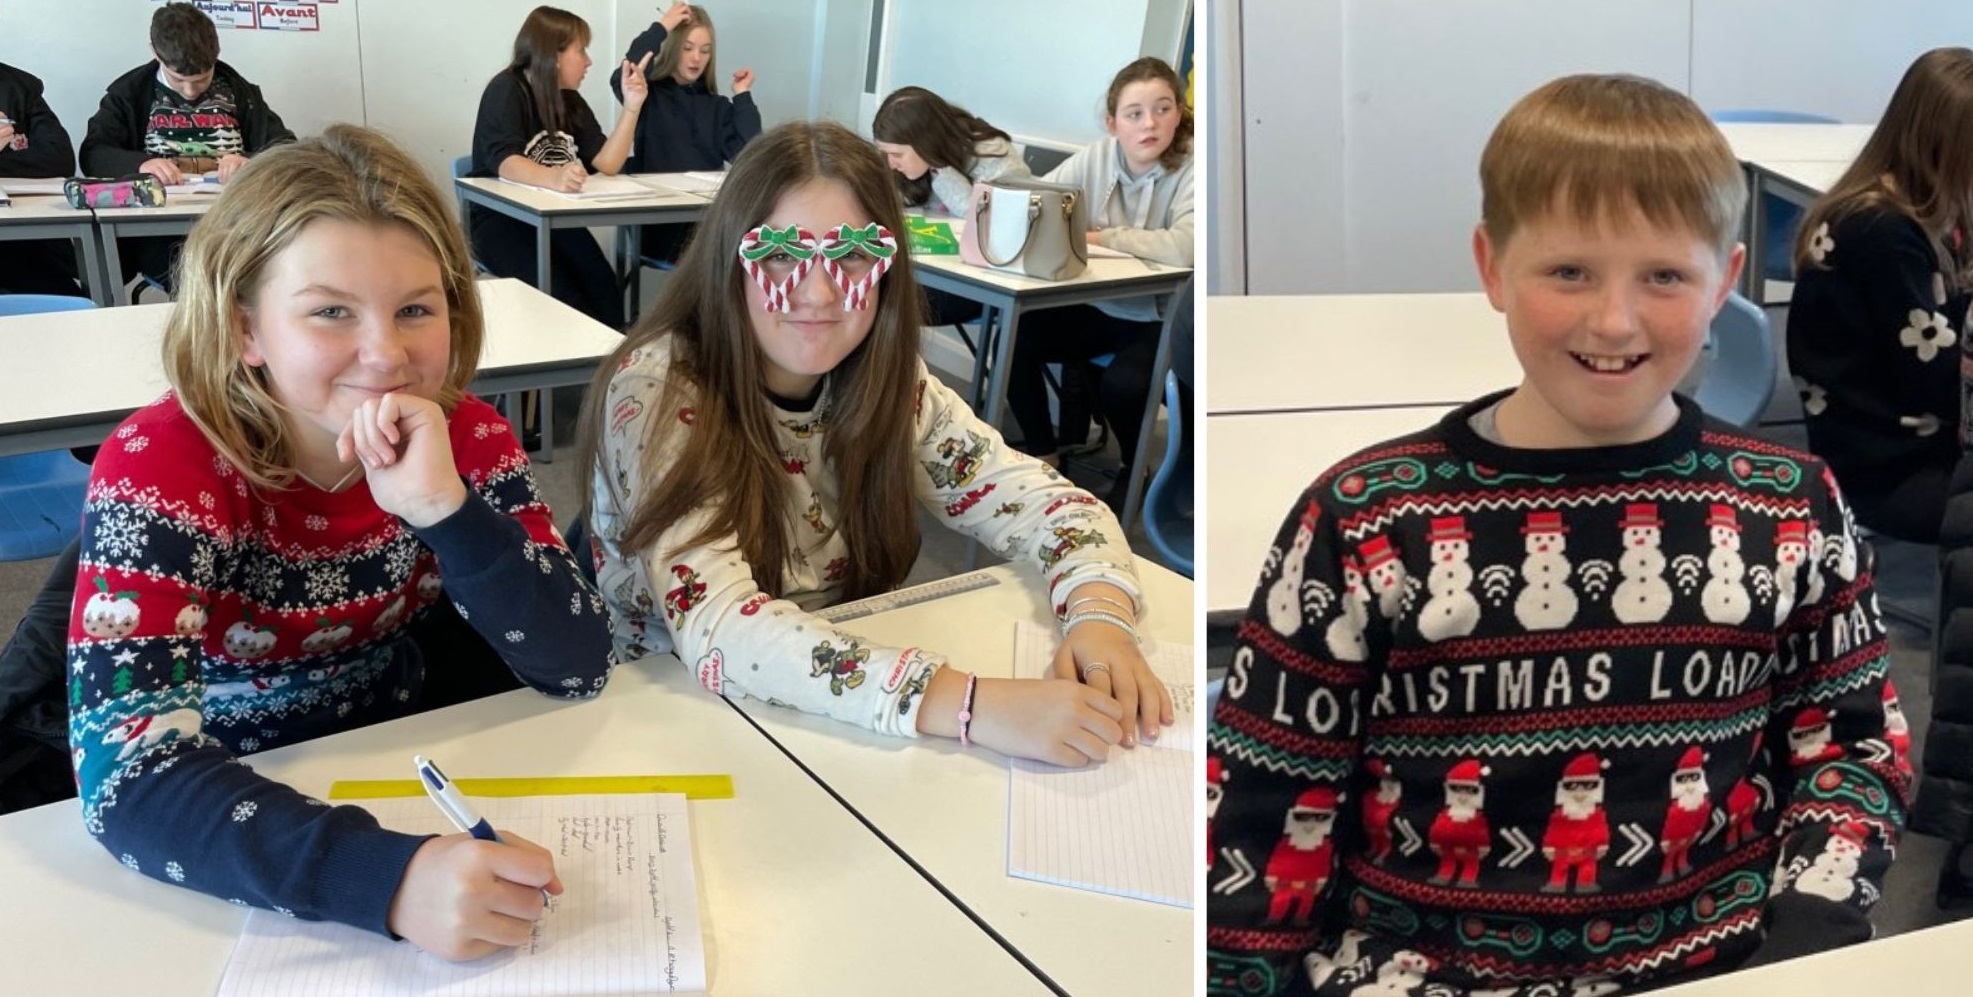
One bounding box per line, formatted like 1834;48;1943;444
1206;393;1913;995
66;394;614;934
590;337;1141;736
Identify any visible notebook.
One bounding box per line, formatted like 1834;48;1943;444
1005;620;1196;907
216;792;708;996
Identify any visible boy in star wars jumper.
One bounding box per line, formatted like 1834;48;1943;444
0;60;81;295
1206;74;1912;996
80;2;294;289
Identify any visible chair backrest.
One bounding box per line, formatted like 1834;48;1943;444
0;294;95;318
1709;109;1841;125
1142;370;1193;577
1694;291;1775;426
1019;142;1073;178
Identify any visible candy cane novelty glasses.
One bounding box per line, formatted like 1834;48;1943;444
736;223;898;312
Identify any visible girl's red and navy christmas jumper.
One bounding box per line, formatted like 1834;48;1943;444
1205;392;1913;996
66;393;614;934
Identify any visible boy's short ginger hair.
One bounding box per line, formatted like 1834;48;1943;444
1480;74;1745;258
152;2;220;76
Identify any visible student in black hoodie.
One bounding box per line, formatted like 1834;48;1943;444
0;61;81;296
81;2;294;291
609;2;761;264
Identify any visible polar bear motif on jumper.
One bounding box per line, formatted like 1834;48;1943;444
102;708;202;761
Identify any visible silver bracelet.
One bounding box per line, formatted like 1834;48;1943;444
1064;610;1139;641
1066;594;1135;618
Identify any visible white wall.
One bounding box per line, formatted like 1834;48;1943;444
1229;0;1973;295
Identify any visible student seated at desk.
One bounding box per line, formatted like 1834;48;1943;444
469;5;645;331
579;120;1172;765
47;125;611;960
1206;75;1911;995
1003;57;1193;507
608;2;761;265
872;85;1030;328
0;59;82;296
80;1;294;291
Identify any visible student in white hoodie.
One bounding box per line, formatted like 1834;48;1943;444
1006;57;1193;506
872;85;1031;327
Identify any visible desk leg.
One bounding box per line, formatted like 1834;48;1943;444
75;231;112;308
968;306;997;411
627;225;645;323
526;222;554;463
1123;319;1177;532
1743;167;1765;303
100;225;131;307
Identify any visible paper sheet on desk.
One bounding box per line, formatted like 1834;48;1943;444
0;177;69;196
500;173;661;202
632;172;723;195
217;793;708;996
1006;620;1194;907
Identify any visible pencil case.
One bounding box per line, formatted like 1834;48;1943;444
63;175;166;210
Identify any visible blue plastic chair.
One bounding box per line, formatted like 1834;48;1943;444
0;294;98;560
1142;371;1193;576
1694;292;1775;426
1710;109;1841;298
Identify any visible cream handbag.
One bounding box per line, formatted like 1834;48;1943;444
959;177;1089;281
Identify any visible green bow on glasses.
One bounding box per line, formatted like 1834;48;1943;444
822;223;897;260
739;224;817;261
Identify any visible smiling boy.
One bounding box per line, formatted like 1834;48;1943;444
1206;74;1912;995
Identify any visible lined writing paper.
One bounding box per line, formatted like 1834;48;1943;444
217;793;706;996
1006;620;1195;907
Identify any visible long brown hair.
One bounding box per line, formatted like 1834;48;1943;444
872;86;1012;207
165;124;485;493
1795;47;1973;289
506;6;591;136
1107;57;1193;171
649;4;720;94
577;121;924;599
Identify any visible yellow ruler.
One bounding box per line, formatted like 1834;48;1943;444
329;774;734;800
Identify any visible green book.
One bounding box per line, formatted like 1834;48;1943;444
906;215;960;255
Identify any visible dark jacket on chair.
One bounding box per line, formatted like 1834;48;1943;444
1923;459;1973;842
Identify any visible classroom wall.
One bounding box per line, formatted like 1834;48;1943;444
1229;0;1973;295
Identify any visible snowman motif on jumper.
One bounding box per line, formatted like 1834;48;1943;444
1304;929;1369;992
1348;950;1432;997
1360;534;1408;620
1611;503;1675;624
1324;555;1372;662
1266;501;1320;636
1701;504;1751;625
1513;510;1578;629
1772;520;1811;623
1416;516;1481;642
1786;820;1872;902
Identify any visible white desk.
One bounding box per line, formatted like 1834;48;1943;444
1715;122;1873;166
724;561;1196;997
92;197;218;306
1205;294;1521;415
0;193;112;306
453;176;710;311
0;659;1055;997
1206;406;1453;614
1653;917;1973;996
0;278;623;457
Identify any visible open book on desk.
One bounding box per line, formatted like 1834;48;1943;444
1005;619;1194;907
499;173;663;202
631;172;724;196
217;792;708;996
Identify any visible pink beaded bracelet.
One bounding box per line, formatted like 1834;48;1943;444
957;672;979;747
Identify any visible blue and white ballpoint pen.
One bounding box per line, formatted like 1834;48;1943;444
414;754;552;905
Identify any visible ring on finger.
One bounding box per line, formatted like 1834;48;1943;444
1079;661;1112;680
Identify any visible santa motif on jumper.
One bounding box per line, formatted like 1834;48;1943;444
1363;757;1403;865
1701;504;1751;625
1266;501;1319;636
1513;510;1578;629
1788;707;1842;766
1324;555;1372;662
1207;756;1225;869
1265;786;1341;925
1772;520;1812;623
1348;949;1432;997
1788;820;1872;902
1360;534;1408;620
1612;503;1675;624
1543;753;1611;893
1427;759;1490;888
1658;746;1712;883
1416;516;1481;642
1724;733;1765;848
1883;685;1913;778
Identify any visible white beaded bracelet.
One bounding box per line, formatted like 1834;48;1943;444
1066;594;1134;617
1064;610;1139;641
